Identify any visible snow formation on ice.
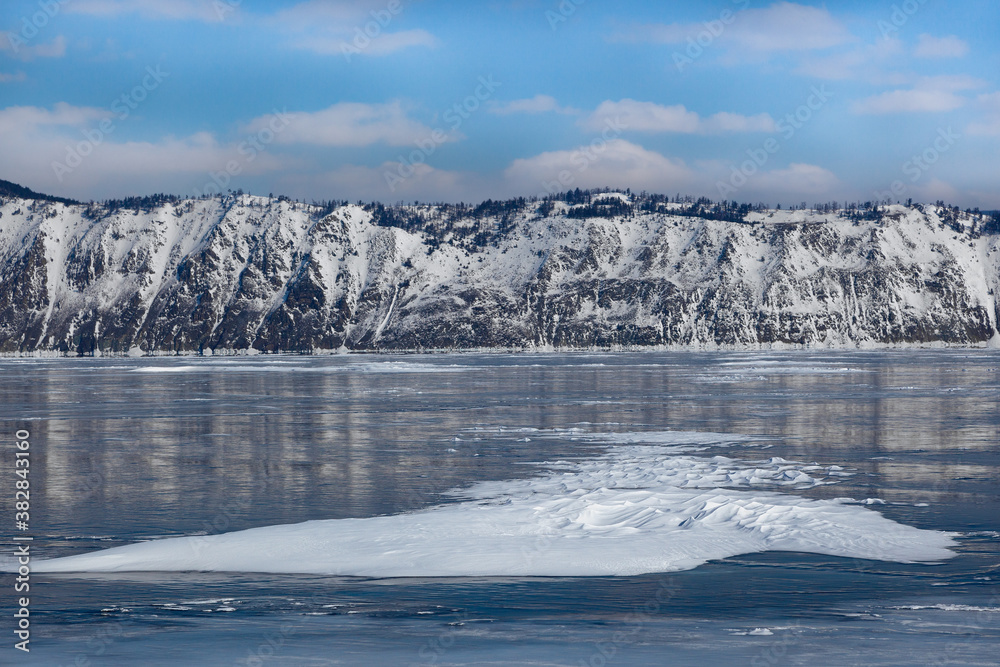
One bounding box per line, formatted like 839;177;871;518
34;431;956;577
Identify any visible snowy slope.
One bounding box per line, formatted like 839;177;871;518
0;193;997;354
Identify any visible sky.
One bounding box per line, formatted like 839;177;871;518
1;0;998;207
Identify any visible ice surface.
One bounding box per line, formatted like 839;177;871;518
889;605;1000;613
34;434;956;577
132;361;469;374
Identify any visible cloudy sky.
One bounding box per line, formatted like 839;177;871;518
1;0;998;206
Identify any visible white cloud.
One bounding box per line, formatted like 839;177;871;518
967;92;1000;136
583;100;698;133
909;178;961;203
914;34;969;59
270;0;438;58
701;111;776;134
504;140;845;205
0;101;454;201
853;89;965;114
794;50;869;81
748;163;840;199
504;139;696;195
237;141;851;206
728;2;852;52
852;90;965;114
0;103;106;134
0;103;295;199
271;0;378;26
0;35;67;61
851;76;985;114
917;75;986;92
243;102;447;148
294;29;438;57
581;99;774;134
0;71;27;83
619;2;852;53
287;162;477;203
66;0;232;22
792;35;967;84
0;102;849;206
489;95;577;115
63;0;438;58
794;38;904;82
67;133;289;179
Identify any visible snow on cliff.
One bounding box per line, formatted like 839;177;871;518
0;193;997;354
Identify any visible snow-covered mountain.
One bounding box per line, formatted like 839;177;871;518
1;189;998;354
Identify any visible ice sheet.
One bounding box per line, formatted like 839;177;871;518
33;434;956;577
131;361;469;374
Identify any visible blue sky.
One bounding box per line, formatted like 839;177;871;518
1;0;998;206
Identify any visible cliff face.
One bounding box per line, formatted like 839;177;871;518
0;194;997;354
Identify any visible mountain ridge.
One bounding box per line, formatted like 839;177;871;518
0;179;79;206
1;186;998;355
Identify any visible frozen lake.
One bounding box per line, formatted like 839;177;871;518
2;351;999;665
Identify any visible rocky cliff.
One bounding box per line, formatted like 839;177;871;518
1;190;998;354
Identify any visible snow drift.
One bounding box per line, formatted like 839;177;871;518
34;433;956;576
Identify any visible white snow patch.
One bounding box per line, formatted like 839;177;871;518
32;437;956;577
